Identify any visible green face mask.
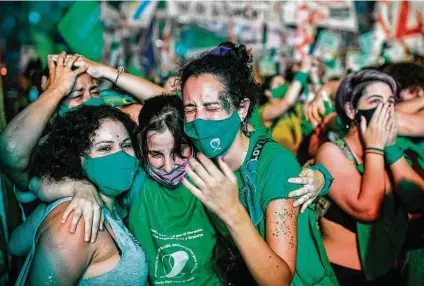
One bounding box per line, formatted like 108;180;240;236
271;84;289;99
82;151;139;197
58;96;105;117
184;111;241;158
355;107;377;126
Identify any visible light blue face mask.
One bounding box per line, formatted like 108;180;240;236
58;96;105;117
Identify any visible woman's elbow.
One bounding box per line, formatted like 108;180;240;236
0;139;29;171
357;208;381;222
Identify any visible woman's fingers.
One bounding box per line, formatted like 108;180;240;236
288;177;313;186
181;177;206;201
64;54;78;70
218;157;237;185
184;165;207;190
196;153;222;178
56;51;66;70
369;103;383;126
189;156;213;184
300;198;314;213
288;186;310;198
83;208;94;242
90;205;101;243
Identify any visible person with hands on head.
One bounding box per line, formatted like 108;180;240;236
0;51;166;242
50;54;166;104
179;42;338;286
11;106;148;286
315;69;424;285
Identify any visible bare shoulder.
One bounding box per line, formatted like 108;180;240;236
316;142;345;163
37;201;94;253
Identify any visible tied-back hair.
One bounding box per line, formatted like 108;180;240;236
335;69;398;128
137;95;190;166
32;105;139;181
178;41;261;124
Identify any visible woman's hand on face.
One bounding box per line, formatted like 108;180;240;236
360;103;391;149
46;52;88;95
61;181;104;243
386;105;398;147
182;153;240;223
288;168;324;213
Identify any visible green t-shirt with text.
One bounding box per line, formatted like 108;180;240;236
207;128;338;286
129;176;221;286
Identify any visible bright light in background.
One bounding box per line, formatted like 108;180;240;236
0;67;7;76
29;11;41;24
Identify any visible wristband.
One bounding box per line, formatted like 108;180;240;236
365;150;384;156
385;144;403;165
365;147;384;156
115;66;124;84
293;71;309;86
309;163;334;196
365;147;384;153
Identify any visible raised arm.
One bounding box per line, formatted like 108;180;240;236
395;96;424;114
397;110;424;137
315;104;391;221
0;53;86;189
261;56;312;122
54;55;167;102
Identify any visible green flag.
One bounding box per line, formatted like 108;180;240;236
58;1;103;61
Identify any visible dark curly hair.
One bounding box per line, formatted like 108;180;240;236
335;69;398;128
137;94;190;167
382;62;424;92
32;105;139;182
178;41;261;125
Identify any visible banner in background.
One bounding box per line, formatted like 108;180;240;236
313;30;341;61
121;1;157;28
282;0;358;32
167;1;270;25
375;0;423;55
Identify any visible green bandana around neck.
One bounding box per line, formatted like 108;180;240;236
58;96;105;117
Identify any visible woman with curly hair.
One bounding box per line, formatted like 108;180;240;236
315;69;424;285
178;42;338;285
12;106;148;285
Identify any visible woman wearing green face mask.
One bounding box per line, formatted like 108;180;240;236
28;94;328;286
179;42;338;285
128;95;223;285
12;106;148;285
315;69;424;285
